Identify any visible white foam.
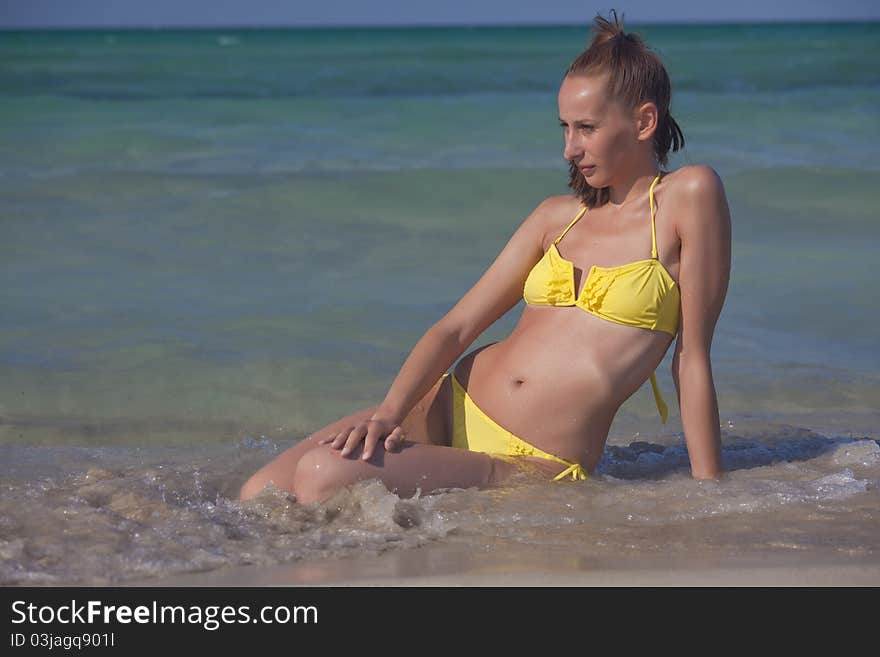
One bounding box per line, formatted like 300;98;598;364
811;469;868;501
830;439;880;467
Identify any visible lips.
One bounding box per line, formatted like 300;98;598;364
580;165;596;173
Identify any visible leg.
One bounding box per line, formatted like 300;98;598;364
238;375;452;501
291;441;519;505
238;406;373;501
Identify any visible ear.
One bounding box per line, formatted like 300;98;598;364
634;101;659;142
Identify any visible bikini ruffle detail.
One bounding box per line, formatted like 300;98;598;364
546;271;575;305
581;269;611;310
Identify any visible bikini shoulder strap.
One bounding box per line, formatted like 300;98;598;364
553;205;588;245
649;172;663;259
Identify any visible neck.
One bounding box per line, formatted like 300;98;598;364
605;162;661;207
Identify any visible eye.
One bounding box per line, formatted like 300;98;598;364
558;122;594;132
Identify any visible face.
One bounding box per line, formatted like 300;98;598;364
557;73;648;187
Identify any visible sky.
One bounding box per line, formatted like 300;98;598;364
1;0;878;29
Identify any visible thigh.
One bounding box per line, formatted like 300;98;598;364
306;374;450;447
307;374;450;447
239;375;452;501
293;440;520;504
239;402;380;500
399;373;452;447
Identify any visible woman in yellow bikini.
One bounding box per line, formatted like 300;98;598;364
239;11;731;504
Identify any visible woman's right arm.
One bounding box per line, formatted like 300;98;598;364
323;196;559;460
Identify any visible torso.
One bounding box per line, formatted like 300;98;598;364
452;168;686;472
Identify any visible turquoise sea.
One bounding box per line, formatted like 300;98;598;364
1;22;878;585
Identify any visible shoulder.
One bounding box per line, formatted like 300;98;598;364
540;194;584;232
530;194;584;239
661;165;729;237
681;165;726;202
530;194;583;218
663;164;725;199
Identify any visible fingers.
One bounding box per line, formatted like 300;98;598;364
360;422;385;461
315;421;407;460
339;424;368;458
384;426;407;453
317;427;353;451
316;422;374;458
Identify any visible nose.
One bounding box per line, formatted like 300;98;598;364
562;130;583;162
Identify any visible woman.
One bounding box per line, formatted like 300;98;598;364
239;11;731;505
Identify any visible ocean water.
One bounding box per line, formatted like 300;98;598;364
1;22;878;585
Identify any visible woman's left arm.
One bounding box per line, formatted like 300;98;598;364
670;165;732;480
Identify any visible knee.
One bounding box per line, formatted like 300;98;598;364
291;447;358;505
238;468;281;502
238;436;323;502
238;456;302;502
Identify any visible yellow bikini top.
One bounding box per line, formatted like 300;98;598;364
523;172;680;423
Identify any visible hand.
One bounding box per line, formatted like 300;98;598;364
317;418;407;460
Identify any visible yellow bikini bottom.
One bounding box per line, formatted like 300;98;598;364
442;372;587;482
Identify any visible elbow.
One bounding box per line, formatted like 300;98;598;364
671;348;712;383
432;316;474;351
